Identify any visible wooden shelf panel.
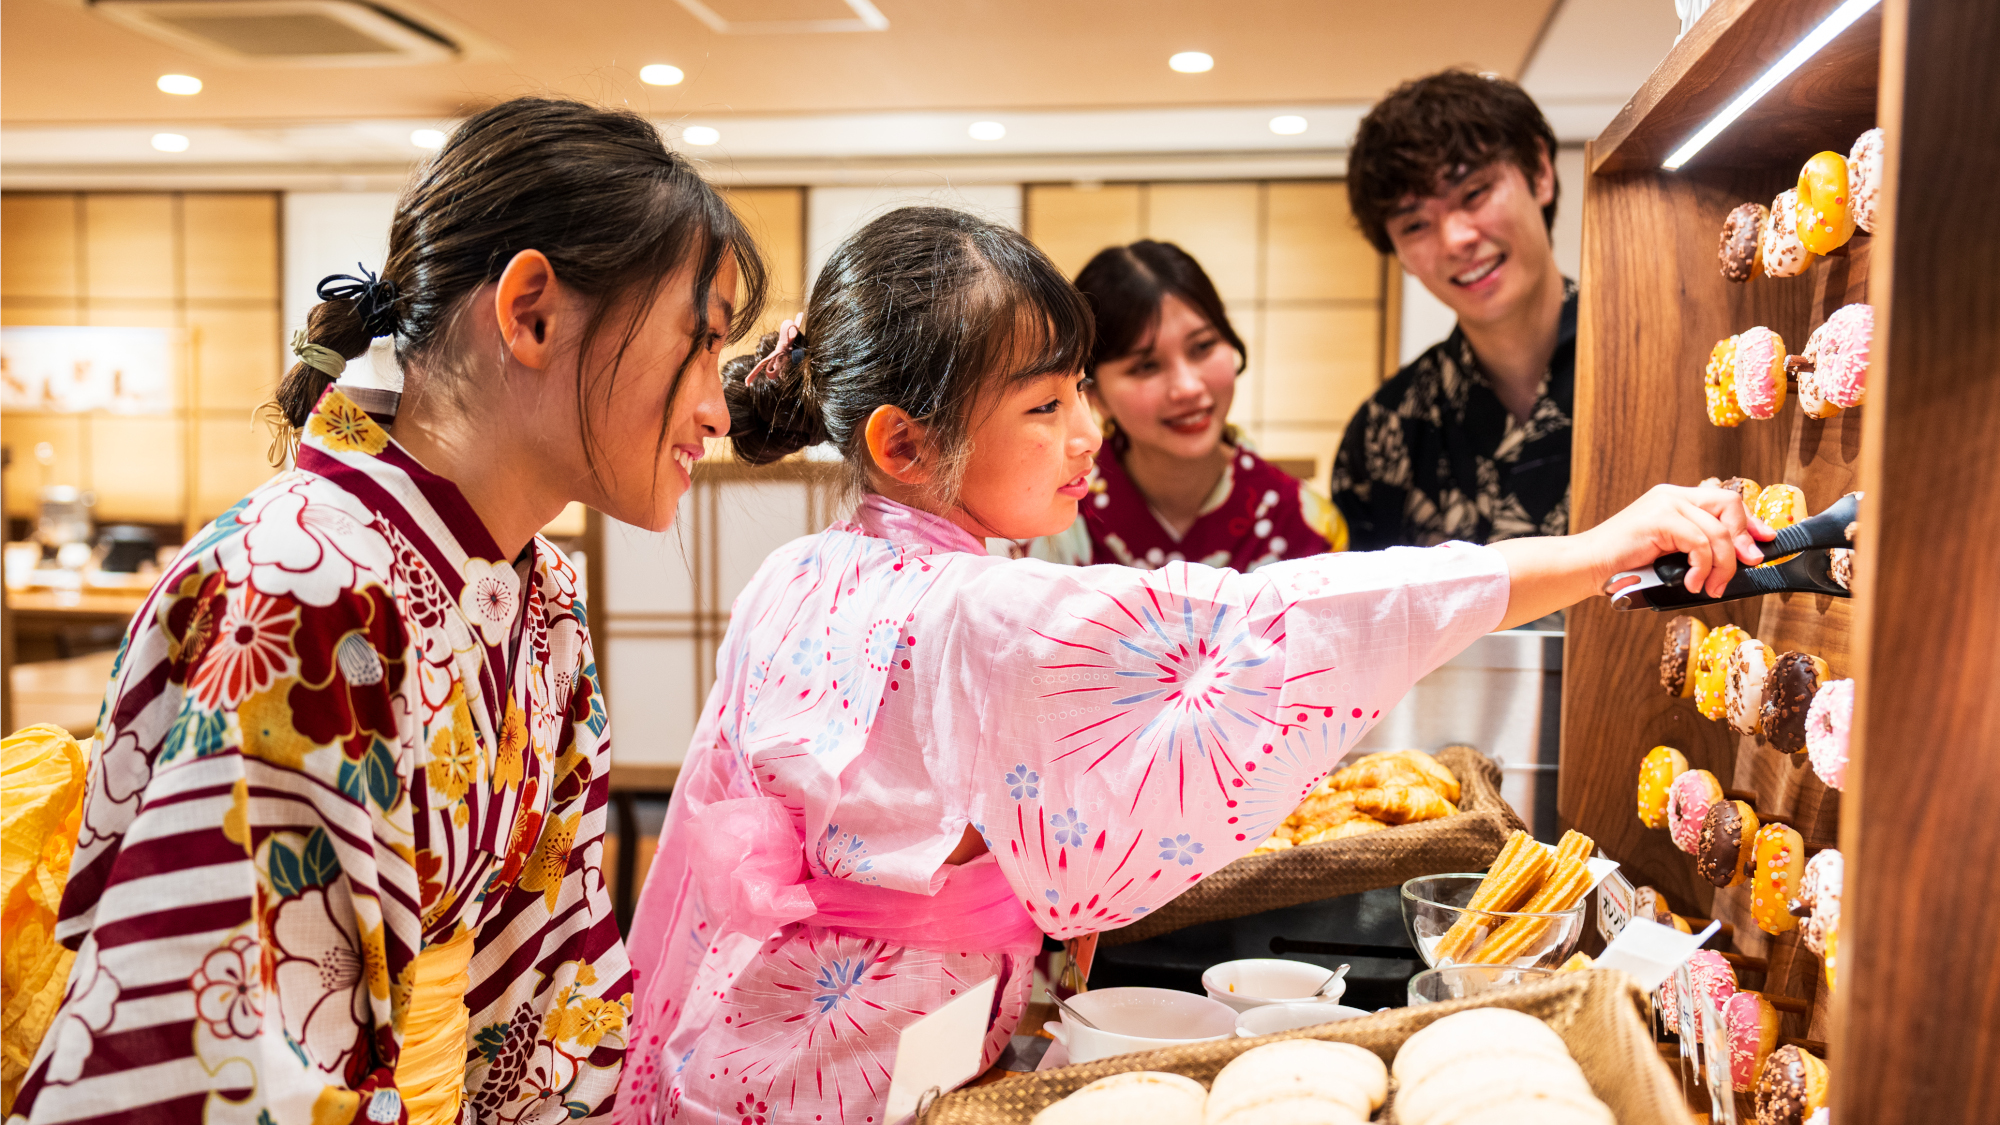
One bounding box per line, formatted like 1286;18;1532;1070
1594;0;1879;175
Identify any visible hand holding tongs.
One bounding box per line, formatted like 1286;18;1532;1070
1607;491;1858;611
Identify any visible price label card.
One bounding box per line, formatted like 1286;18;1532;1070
1597;865;1637;943
885;974;999;1125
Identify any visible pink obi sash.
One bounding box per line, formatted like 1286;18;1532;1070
687;796;1042;954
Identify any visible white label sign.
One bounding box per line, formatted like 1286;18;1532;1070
1596;865;1637;943
885;974;999;1125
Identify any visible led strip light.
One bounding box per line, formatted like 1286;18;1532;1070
1662;0;1882;170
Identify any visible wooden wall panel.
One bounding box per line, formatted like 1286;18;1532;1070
1023;184;1143;280
182;194;279;301
1146;183;1262;301
1;195;80;300
84;195;177;301
1266;182;1379;302
722;186;807;342
89;416;184;520
1832;2;2000;1122
189;305;283;412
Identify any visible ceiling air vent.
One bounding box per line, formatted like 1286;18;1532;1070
92;1;459;65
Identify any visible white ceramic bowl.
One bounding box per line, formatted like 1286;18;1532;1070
1200;958;1347;1013
1233;1002;1371;1037
1044;987;1238;1064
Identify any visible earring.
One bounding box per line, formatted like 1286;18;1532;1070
1100;416;1118;439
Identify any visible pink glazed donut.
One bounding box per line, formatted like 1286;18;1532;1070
1733;326;1788;419
1805;303;1873;409
1726;992;1783;1092
1660;949;1738;1039
1667;768;1726;854
1806;679;1854;790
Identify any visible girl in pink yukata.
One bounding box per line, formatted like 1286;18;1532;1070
617;206;1771;1125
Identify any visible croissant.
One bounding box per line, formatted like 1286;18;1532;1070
1286;790;1359;831
1296;816;1390;846
1349;782;1456;824
1329;750;1461;803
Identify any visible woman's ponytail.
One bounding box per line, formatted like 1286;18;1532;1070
725;331;829;465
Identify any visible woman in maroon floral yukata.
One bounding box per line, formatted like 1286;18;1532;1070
1006;240;1348;570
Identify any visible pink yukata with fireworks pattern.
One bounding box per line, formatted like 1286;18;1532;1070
616;494;1508;1125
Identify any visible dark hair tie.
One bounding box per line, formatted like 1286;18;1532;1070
316;263;403;339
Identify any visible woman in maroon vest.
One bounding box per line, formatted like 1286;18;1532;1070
1009;240;1347;569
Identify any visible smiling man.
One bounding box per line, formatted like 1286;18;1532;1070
1331;70;1576;549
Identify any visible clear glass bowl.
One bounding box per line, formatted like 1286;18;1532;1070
1400;873;1588;969
1407;964;1557;1005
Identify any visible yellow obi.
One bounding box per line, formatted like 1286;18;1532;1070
2;724;87;1115
394;928;477;1125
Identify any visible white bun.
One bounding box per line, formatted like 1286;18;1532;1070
1442;1093;1618;1125
1392;1008;1572;1086
1206;1040;1388;1122
1395;1055;1597;1125
1208;1096;1366;1125
1032;1071;1207;1125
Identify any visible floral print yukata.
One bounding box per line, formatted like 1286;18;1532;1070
618;494;1509;1124
11;388;631;1125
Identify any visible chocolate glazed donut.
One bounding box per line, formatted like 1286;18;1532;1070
1697;800;1758;887
1761;651;1830;754
1720;201;1768;282
1755;1044;1830;1125
1661;614;1706;696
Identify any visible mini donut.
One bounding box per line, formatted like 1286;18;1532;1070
1700;475;1762;510
1756;1044;1831;1125
1760;189;1814;278
1697;799;1760;887
1751;822;1806;934
1659;948;1737;1039
1805;678;1854;790
1828;548;1855;590
1725;638;1778;736
1638;745;1690;828
1796;151;1856;255
1660;615;1708;697
1810;302;1873;408
1725;992;1783;1092
1849;127;1884;234
1704;337;1747;427
1760;651;1830;754
1667;768;1725;854
1790;848;1844;958
1719;202;1768;281
1753;484;1808;564
1733;326;1788;420
1694;623;1749;722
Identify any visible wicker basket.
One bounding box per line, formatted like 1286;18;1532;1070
1101;745;1526;946
919;969;1693;1125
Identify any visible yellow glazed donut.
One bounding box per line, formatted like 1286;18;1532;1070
1704;337;1747;427
1751;823;1806;934
1694;623;1749;722
1754;485;1808;564
1637;745;1689;829
1796;151;1856;256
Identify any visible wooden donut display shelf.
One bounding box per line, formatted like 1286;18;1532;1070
1560;0;2000;1122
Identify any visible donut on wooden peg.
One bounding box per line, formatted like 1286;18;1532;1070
1756;1043;1831;1125
1751;823;1807;934
1697;800;1760;888
1726;992;1785;1091
1726;638;1778;737
1761;652;1830;754
1694;625;1749;722
1659;948;1737;1039
1637;746;1689;828
1660;616;1708;698
1667;769;1726;854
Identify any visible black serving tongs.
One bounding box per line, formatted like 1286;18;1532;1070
1608;491;1858;611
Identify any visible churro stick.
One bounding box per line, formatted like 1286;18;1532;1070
1434;833;1552;962
1470;856;1593;964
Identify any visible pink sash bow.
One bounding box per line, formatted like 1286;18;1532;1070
686;796;1042;954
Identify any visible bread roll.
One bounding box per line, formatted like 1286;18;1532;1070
1205;1039;1386;1122
1395;1055;1596;1125
1031;1071;1206;1125
1391;1007;1571;1086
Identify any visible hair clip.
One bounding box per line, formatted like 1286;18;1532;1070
316;263;403;339
743;315;805;385
290;329;347;379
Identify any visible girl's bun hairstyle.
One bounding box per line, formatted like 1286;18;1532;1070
724;332;830;464
725;206;1092;498
272;96;767;472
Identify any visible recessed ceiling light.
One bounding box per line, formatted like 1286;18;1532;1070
1662;0;1881;169
151;133;189;153
410;129;446;150
1269;115;1308;135
640;64;685;86
968;120;1006;141
1169;51;1213;73
682;125;720;146
156;74;202;96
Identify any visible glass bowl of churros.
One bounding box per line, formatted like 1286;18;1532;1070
1400;829;1597;969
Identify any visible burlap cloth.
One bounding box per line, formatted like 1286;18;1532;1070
919;969;1693;1125
1101;745;1525;946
